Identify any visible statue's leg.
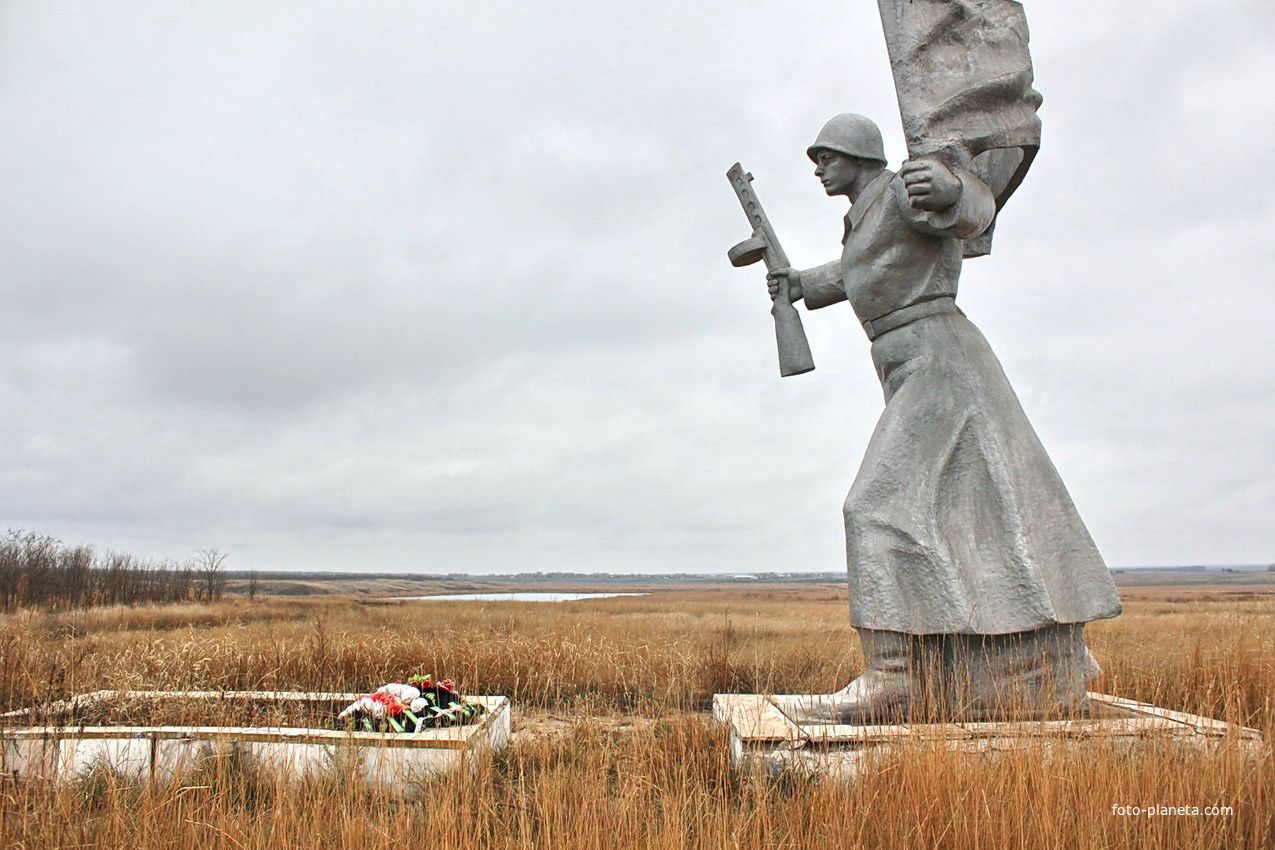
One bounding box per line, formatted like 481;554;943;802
772;629;916;724
943;624;1095;721
773;625;1102;723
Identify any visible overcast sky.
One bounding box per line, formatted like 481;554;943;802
0;1;1270;574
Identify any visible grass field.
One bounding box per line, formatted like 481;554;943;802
0;589;1271;849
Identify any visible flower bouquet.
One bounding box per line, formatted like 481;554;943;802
336;675;485;733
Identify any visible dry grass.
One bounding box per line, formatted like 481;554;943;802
0;592;1272;849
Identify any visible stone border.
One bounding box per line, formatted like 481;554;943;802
1;690;510;793
713;692;1264;779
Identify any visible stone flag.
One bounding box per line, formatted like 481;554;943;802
877;0;1043;256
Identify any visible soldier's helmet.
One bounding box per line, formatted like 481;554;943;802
807;114;886;164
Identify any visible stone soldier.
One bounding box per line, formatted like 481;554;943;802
767;114;1122;722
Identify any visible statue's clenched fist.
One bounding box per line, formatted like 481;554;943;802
766;267;803;304
899;157;961;212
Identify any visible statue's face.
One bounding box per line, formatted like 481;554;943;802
813;150;860;197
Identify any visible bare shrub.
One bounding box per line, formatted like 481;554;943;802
0;530;220;612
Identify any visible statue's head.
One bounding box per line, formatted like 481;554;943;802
807;113;886;165
808;114;887;198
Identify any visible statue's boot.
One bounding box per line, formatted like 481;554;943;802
772;629;914;724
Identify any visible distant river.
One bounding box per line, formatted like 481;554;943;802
391;592;649;602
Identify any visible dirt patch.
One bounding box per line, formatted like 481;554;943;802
511;709;660;743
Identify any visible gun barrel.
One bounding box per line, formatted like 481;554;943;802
727;163;790;271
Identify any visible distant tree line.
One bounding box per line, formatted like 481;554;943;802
0;530;230;612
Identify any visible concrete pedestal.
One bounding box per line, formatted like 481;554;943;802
713;692;1263;780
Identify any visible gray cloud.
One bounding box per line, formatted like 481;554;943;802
0;0;1270;572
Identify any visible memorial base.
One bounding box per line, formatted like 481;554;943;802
713;692;1262;781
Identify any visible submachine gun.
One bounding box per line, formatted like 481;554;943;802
726;163;815;377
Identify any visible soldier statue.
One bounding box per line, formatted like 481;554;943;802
757;111;1121;723
727;1;1123;722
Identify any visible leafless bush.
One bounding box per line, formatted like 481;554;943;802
0;530;210;612
197;548;229;603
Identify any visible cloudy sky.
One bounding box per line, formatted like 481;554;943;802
0;1;1270;574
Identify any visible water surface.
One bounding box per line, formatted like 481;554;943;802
393;591;648;602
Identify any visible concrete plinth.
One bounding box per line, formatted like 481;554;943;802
1;690;510;795
713;692;1263;780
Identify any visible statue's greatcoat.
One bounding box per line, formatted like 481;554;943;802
801;168;1122;635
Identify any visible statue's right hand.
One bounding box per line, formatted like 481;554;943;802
766;268;803;303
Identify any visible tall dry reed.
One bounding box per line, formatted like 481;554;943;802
0;594;1271;849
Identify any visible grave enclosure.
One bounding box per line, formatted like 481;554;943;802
1;690;510;795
